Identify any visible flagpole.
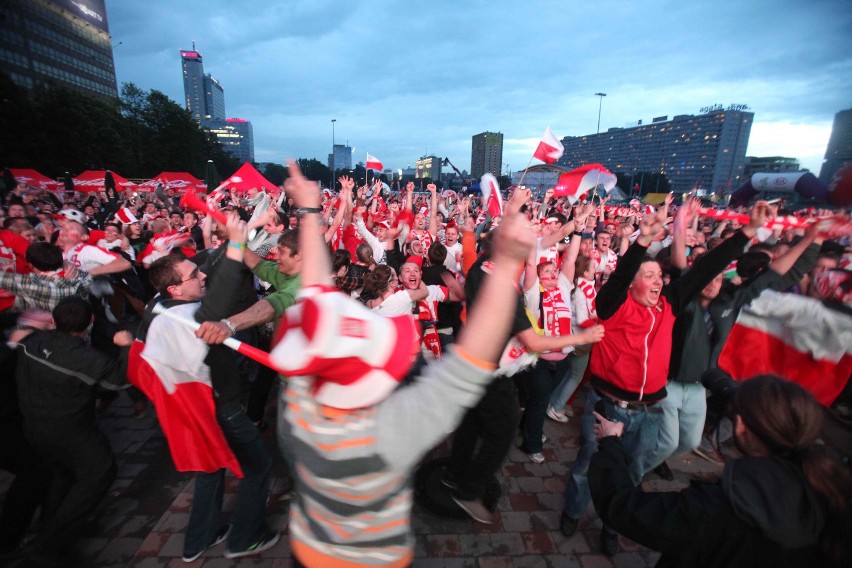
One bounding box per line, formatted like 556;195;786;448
515;154;536;188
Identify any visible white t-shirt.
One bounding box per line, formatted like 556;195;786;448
64;242;120;272
443;242;463;273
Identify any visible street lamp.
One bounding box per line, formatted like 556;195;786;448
595;92;607;134
330;118;336;189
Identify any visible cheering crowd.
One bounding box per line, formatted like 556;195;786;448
0;163;851;567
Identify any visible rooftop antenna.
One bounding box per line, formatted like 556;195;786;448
192;40;196;50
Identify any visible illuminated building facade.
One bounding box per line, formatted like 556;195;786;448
556;108;753;193
0;0;117;99
206;118;254;163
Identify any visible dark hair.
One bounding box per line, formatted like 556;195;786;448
428;242;447;265
183;211;199;222
361;264;394;302
277;229;299;255
574;255;593;284
26;242;63;271
148;255;184;297
736;250;771;280
104;222;121;232
52;296;92;333
332;249;351;274
734;375;852;522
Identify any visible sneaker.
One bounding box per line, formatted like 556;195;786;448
223;531;280;559
559;512;579;537
450;495;494;524
528;452;545;464
600;529;619;556
546;405;569;423
182;524;231;562
653;461;674;481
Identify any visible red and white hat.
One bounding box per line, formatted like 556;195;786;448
115;207;139;225
270;286;417;409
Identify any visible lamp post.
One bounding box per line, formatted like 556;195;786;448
595;92;607;134
330;118;336;190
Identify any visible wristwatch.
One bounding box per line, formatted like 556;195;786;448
296;207;322;218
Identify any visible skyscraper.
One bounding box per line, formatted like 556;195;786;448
328;144;353;171
819;108;852;184
471;132;504;179
206;118;254;164
180;49;205;123
0;0;118;99
556;108;753;194
181;47;254;163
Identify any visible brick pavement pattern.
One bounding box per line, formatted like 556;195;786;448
0;389;725;567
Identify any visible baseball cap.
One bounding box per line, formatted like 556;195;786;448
270;286;417;409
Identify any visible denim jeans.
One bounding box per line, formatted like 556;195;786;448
648;381;706;469
184;408;271;556
562;388;661;520
520;357;572;454
548;352;589;410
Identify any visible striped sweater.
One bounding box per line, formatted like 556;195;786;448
280;348;494;567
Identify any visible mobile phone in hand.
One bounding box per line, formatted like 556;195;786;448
594;398;616;422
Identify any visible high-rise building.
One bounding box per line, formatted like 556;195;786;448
556;109;753;194
415;156;442;181
741;156;800;180
203;74;225;122
328;144;353;171
819;108;852;184
206;118;254;164
471;132;504;179
0;0;118;99
180;49;205;123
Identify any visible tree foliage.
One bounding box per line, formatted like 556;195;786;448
0;74;239;180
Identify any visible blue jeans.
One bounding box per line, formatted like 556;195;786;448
562;388;661;520
648;381;706;469
548;352;589;410
520;357;572;453
184;408;271;556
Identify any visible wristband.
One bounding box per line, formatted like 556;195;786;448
297;207;322;218
574;230;584;236
227;241;246;251
220;318;237;335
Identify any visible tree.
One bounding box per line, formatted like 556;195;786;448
296;158;331;186
262;163;286;186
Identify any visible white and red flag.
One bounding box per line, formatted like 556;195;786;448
717;290;852;406
533;126;564;164
552;163;617;204
366;153;384;171
480;173;503;218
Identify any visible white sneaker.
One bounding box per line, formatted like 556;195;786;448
529;452;545;464
546;405;569;423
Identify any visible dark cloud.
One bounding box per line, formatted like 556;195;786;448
109;0;851;175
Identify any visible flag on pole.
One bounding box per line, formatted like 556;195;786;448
480;173;503;218
366;153;384;171
717;291;852;406
552;164;617;204
533;126;564;164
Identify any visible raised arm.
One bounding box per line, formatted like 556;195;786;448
561;202;595;283
672;197;699;270
427;183;438;238
286;160;331;289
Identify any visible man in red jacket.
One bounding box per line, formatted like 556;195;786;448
560;197;767;555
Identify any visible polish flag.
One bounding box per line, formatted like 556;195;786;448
552;164;617;204
717;291;852;406
366;153;384;171
480;173;503;218
533;126;564;164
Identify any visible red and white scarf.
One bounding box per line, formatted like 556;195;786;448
539;285;571;338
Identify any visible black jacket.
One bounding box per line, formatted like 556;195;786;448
15;331;127;427
589;436;831;567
